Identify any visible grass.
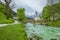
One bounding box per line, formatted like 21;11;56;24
0;19;14;24
46;20;60;27
0;23;28;40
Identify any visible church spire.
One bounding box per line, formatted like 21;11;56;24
35;11;38;17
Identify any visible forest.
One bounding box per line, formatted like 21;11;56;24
42;2;60;27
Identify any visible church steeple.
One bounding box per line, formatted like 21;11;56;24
35;11;38;17
34;11;40;22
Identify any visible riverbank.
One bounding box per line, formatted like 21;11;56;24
27;20;60;27
46;20;60;27
0;23;28;40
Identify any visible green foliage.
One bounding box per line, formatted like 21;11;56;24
17;8;27;22
42;2;60;19
42;2;60;27
0;4;5;13
0;3;14;24
3;0;14;19
0;23;28;40
46;20;60;27
42;5;53;19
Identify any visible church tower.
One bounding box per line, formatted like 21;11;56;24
34;11;40;21
35;11;38;17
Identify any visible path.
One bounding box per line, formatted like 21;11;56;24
0;20;19;27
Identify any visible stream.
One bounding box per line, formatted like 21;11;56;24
25;23;60;40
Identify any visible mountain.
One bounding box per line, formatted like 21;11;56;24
26;15;35;19
26;12;42;19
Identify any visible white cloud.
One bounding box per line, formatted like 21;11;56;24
13;0;47;16
13;0;46;12
15;0;47;12
1;0;47;16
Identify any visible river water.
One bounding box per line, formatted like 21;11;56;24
25;23;60;40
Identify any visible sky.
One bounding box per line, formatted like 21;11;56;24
1;0;47;16
13;0;47;16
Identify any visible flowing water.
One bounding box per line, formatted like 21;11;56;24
25;23;60;40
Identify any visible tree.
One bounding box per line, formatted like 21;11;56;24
17;8;27;22
0;3;6;19
0;0;15;19
42;2;60;21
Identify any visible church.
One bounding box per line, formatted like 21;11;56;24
34;11;40;22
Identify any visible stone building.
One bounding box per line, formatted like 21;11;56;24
34;11;40;22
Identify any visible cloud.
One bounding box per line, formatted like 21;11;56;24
15;0;46;12
13;0;46;12
13;0;47;16
1;0;47;17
